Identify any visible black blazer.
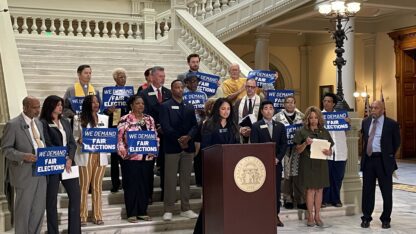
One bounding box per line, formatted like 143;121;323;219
160;98;198;154
41;118;77;162
360;116;400;175
139;85;172;124
201;121;239;150
250;119;288;163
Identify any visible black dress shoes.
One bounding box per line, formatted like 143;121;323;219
283;202;294;209
297;203;307;210
276;216;284;227
382;222;391;229
361;220;370;228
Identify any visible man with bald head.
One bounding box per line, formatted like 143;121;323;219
221;63;247;104
1;96;47;234
360;100;400;229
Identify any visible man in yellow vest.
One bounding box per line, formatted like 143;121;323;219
63;64;101;119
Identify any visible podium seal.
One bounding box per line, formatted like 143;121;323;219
234;156;266;193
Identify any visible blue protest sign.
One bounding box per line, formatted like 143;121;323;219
196;72;220;97
35;146;67;176
127;131;158;155
247;70;276;88
82;128;118;153
323;111;350;131
183;91;208;110
267;90;295;110
285;124;303;146
102;86;134;108
70;97;84;114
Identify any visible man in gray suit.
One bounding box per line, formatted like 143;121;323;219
1;96;47;234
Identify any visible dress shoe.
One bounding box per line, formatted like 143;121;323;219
382;222;391;229
284;202;294;209
361;220;370;228
276;216;284;227
334;202;343;207
315;219;324;227
321;202;330;208
307;220;315;227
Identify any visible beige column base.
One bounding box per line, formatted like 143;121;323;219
0;195;12;232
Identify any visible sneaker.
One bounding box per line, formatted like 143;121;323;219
180;210;198;219
163;212;172;221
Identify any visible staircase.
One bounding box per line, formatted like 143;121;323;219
15;36;189;103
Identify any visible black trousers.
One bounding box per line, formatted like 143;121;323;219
323;160;346;204
121;160;153;217
110;152;123;189
276;163;282;214
361;154;393;223
46;174;81;234
157;137;166;201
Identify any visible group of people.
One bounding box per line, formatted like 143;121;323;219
1;53;401;234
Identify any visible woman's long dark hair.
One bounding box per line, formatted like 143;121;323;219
40;95;64;122
80;95;99;128
205;98;237;134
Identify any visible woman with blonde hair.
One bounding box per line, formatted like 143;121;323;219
293;106;333;227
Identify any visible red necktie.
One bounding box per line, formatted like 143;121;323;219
157;88;162;103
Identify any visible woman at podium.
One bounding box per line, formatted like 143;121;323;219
293;106;333;227
194;98;239;233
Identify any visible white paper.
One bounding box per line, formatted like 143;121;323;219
61;166;79;180
310;139;331;160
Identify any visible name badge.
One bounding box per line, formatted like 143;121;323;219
48;124;58;128
260;125;268;129
148;92;157;96
219;128;228;133
172;106;179;110
98;122;105;127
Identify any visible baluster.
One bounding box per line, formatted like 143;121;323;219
163;18;170;36
194;40;201;52
206;51;213;69
127;22;133;39
119;22;125;39
22;17;29;34
103;21;109;38
193;3;198;17
216;57;222;74
12;16;19;33
156;21;161;39
202;0;207;19
198;43;205;55
136;23;142;39
213;0;221;14
40;18;46;35
221;0;229;11
85;20;92;37
59;19;65;36
76;20;83;37
111;22;117;38
30;18;38;34
229;0;236;7
180;28;186;39
205;0;213;18
197;0;203;21
68;19;74;36
220;65;227;77
49;18;56;35
94;21;100;37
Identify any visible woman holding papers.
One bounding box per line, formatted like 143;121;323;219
293;106;333;227
117;95;157;223
40;95;81;234
73;95;109;226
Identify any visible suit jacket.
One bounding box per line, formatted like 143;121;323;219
200;121;239;150
360;116;401;175
1;114;46;188
40;118;77;162
250;119;288;163
160;98;198;154
139;85;172;124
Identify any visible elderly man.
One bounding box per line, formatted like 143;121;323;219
360;100;400;229
221;63;247;104
1;96;47;234
63;64;101;119
233;78;262;143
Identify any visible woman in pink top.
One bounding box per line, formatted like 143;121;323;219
117;95;158;223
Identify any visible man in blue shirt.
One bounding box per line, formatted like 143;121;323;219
160;79;199;221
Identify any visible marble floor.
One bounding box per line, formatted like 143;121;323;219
158;161;416;234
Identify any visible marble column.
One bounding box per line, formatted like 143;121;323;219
340;18;355;110
341;117;363;215
254;30;270;70
299;45;311;111
142;2;156;40
169;0;188;45
362;34;376;101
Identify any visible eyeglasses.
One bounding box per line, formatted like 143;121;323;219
245;85;256;89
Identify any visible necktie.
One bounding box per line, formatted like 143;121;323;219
248;99;253;114
366;118;378;156
31;120;45;148
157;88;162;103
267;122;273;138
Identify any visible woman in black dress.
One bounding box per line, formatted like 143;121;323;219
194;98;239;234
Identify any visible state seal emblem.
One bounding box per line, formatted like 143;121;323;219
234;156;266;193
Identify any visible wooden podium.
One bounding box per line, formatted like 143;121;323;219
202;143;276;234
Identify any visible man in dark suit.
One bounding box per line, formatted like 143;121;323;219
1;96;47;234
139;66;172;201
360;100;400;229
160;79;198;221
250;100;288;227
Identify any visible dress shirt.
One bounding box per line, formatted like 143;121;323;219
22;113;41;151
369;114;384;153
